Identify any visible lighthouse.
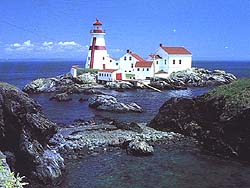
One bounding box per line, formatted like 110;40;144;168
85;19;113;70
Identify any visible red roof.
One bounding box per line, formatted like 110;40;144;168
93;19;102;26
99;69;118;73
135;61;153;67
161;46;191;55
129;52;144;61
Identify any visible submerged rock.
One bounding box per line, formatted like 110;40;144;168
88;94;143;113
0;82;64;185
148;79;250;161
127;140;154;156
50;92;72;102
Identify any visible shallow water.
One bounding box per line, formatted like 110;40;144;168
59;145;250;188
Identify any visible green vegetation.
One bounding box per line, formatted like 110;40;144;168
0;158;28;188
208;79;250;106
77;68;99;75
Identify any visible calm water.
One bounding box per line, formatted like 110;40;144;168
1;60;250;188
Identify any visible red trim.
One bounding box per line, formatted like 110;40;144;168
99;69;118;73
90;37;96;69
93;19;102;25
91;29;105;33
89;46;106;50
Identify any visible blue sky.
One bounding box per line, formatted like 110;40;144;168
0;0;250;60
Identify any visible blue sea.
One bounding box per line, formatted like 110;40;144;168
0;60;250;188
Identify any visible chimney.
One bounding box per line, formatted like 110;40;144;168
126;49;130;53
160;43;163;47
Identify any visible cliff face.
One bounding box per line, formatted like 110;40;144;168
148;80;250;161
0;82;64;185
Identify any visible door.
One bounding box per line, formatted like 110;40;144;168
116;73;122;80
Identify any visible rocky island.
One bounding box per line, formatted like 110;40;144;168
23;68;237;94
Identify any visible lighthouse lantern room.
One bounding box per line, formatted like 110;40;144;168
85;19;112;70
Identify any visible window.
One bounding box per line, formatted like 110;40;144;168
137;68;140;71
179;60;182;64
124;56;127;61
125;70;127;72
88;57;90;60
110;60;112;62
156;61;158;64
102;73;103;76
165;60;167;64
103;57;105;60
116;62;118;66
142;68;144;71
99;73;101;76
129;56;132;61
173;60;176;64
129;70;131;72
131;64;134;68
147;68;149;71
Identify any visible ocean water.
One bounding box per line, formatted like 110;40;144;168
1;60;250;188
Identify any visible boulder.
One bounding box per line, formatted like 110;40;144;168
148;79;250;161
49;93;72;102
106;81;134;89
127;140;154;156
0;82;64;185
88;94;143;113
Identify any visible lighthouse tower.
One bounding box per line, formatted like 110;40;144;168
85;19;112;70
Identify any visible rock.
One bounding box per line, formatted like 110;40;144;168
23;78;56;93
88;94;143;113
50;93;72;102
106;81;134;89
32;149;65;185
0;82;64;185
127;140;154;156
23;73;103;94
79;97;88;103
113;121;143;133
150;68;237;89
72;73;96;84
148;79;250;161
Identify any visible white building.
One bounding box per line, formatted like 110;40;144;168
148;44;192;78
134;61;154;80
116;50;145;80
97;69;123;82
85;19;115;70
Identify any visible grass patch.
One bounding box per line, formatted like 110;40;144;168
77;68;99;75
206;79;250;108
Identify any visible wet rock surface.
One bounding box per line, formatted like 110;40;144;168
88;94;143;113
148;80;250;161
49;92;72;102
150;68;237;90
127;140;154;156
0;82;64;185
49;123;184;160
